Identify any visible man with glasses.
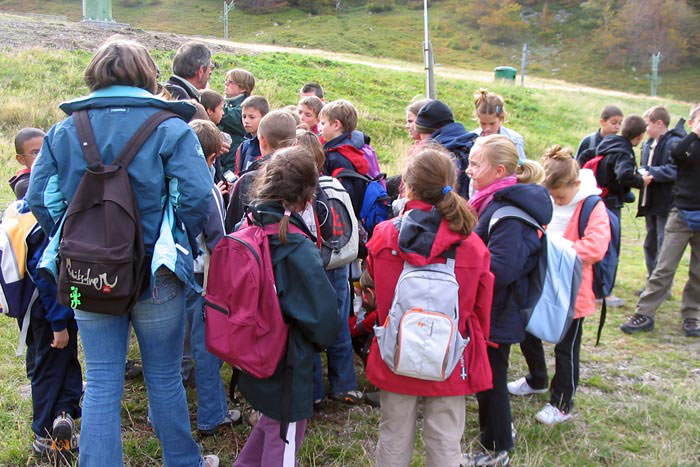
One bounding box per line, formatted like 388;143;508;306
165;41;214;102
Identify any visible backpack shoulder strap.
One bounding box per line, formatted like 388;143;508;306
488;206;544;238
114;111;180;168
73;110;103;170
332;167;370;183
588;131;599;151
577;195;603;239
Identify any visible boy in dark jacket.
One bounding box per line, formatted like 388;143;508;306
594;115;647;220
234;96;269;175
637;105;685;277
3;202;82;458
219;68;254;172
414;99;477;199
622;105;700;336
576;105;623;165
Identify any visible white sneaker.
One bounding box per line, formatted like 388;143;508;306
507;377;547;396
204;454;220;467
535;403;571;425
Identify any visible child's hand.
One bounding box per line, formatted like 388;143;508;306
216;180;230;196
51;329;69;349
219;140;231;156
642;173;654;185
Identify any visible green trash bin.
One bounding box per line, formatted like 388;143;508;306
494;66;517;82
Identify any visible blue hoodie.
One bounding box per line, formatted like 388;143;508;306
430;123;478;198
26;86;214;292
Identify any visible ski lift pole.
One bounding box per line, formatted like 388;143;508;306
650;52;662;97
521;43;527;86
423;0;436;99
223;0;235;41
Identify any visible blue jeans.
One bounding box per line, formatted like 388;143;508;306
185;281;228;430
74;270;204;467
313;264;357;400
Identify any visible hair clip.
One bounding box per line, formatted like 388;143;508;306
442;186;453;196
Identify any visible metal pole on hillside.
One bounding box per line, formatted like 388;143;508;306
521;43;527;86
650;52;662;97
423;0;436;99
223;0;235;40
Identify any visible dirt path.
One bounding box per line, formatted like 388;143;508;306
0;11;684;103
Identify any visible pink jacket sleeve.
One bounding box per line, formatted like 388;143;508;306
571;201;611;266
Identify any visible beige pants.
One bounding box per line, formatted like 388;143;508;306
375;390;465;467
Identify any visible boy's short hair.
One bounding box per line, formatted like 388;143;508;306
298;96;323;117
319;99;358;133
200;89;224;112
643;105;671;127
600;105;623;121
621;115;647;140
359;268;374;290
14;128;45;154
258;110;297;152
189;119;222;158
225;68;255;94
300;83;324;99
241;96;270;116
190;100;209;121
282;106;301;125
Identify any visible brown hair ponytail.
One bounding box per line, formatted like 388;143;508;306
541;145;578;189
403;146;476;237
251;145;319;244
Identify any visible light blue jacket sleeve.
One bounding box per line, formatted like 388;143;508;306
25;132;67;235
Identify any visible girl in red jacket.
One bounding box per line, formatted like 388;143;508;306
508;146;611;425
366;146;495;467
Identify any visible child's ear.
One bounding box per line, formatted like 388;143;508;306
15;154;23;164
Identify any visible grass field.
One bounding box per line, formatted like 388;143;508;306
0;0;698;101
0;46;698;466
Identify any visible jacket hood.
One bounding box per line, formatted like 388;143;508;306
492;184;553;226
350;130;369;148
396;200;464;266
569;168;601;206
597;134;632;156
325;133;370;175
431;122;477;151
59;85;196;121
667;118;687;139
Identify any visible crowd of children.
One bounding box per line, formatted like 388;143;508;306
4;37;700;467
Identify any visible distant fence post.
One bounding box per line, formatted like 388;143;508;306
521;43;527;87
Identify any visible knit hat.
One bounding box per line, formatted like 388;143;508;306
414;100;454;134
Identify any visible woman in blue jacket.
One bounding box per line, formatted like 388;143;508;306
26;39;218;467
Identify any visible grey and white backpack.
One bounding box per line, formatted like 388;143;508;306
317;175;359;270
374;247;469;381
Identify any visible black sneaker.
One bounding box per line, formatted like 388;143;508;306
125;359;143;380
364;391;380;408
620;314;655;334
329;390;363;405
462;450;510;466
683;318;700;337
199;409;242;436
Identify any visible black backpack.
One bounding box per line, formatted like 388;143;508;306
57;110;179;315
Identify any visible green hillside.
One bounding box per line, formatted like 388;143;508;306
0;0;698;101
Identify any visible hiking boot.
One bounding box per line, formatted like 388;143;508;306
605;295;625;307
125;359;143;380
535;403;571;425
620;314;654;334
204;454;220;467
329;390;363;405
32;435;52;457
683;318;700;337
507;377;547;396
461;450;510;467
52;412;75;450
199;409;242;436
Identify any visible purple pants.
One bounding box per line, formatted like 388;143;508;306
233;415;307;467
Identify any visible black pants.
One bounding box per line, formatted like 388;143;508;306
26;310;82;437
519;318;585;414
17;316;36;380
476;343;513;452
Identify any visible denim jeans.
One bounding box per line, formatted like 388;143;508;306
74;270;204;467
185;280;228;430
313;264;358;400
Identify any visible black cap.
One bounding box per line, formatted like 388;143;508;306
414;99;454;134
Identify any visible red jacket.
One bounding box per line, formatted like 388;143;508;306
365;200;495;396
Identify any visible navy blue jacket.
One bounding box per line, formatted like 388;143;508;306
474;184;553;344
671;130;700;210
323;131;370;218
595;135;644;209
637;120;685;217
429;123;477;198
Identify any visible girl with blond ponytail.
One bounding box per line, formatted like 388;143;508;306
463;134;552;466
365;146;494;467
508;145;610;426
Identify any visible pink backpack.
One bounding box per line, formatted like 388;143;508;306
204;218;306;379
